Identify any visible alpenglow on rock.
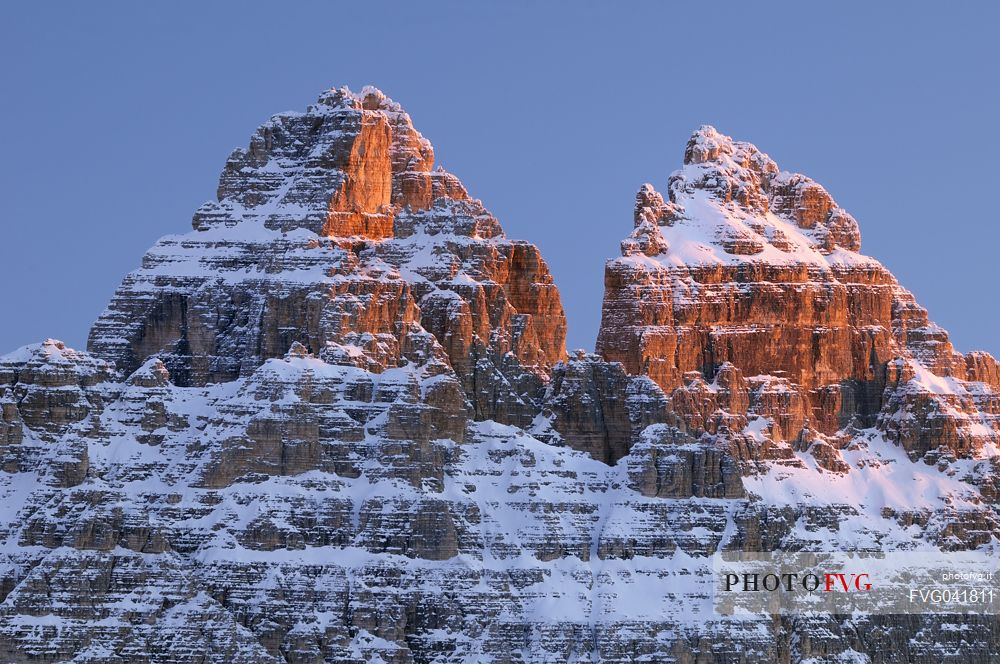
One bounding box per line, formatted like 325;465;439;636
597;124;1000;463
88;85;566;427
1;90;999;662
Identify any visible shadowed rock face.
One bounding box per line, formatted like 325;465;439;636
88;86;566;426
2;97;1000;662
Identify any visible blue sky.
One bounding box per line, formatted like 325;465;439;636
2;1;998;355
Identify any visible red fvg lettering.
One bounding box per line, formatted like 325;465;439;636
823;573;872;592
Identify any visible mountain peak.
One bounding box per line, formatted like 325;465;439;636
601;126;998;465
3;86;1000;663
313;84;402;113
88;85;566;425
621;126;862;265
683;124;737;165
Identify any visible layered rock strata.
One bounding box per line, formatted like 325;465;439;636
0;92;998;663
88;86;565;426
597;125;1000;462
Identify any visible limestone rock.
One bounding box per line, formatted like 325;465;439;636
625;424;745;498
88;86;566;427
596;125;1000;463
0;97;997;663
0;339;115;441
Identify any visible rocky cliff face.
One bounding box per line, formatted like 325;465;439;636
88;86;565;427
597;125;1000;460
1;90;999;663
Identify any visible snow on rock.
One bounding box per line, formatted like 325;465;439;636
0;98;998;662
87;86;566;427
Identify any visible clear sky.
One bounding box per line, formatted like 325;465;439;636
2;1;998;357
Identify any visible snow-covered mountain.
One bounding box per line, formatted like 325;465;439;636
1;87;998;662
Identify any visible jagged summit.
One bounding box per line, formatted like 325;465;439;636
682;124;756;164
318;85;404;111
196;84;470;239
1;90;1000;662
624;125;863;267
87;85;566;425
600;124;1000;461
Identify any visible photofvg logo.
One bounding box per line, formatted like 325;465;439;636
712;552;1000;616
722;570;872;593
